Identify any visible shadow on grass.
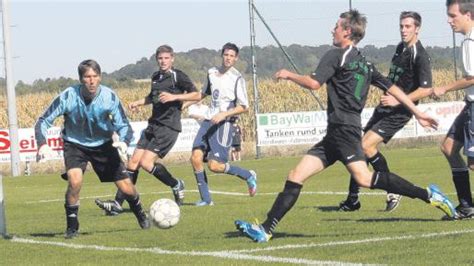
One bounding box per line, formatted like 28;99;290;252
29;232;91;238
314;205;342;212
28;227;140;238
321;217;439;222
224;231;316;240
357;217;439;222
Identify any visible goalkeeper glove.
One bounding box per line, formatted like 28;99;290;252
36;144;57;162
112;141;128;163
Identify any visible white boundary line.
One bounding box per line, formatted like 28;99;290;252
10;229;474;265
227;229;474;253
10;237;363;265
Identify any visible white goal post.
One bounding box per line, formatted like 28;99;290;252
0;175;7;238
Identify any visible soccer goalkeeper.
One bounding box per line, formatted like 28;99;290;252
35;59;150;239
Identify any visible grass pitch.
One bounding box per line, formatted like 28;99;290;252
1;146;474;265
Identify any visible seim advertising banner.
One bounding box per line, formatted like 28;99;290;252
0;119;202;163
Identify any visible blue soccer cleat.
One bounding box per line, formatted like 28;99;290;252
247;170;257;197
235;219;271;243
428;184;456;219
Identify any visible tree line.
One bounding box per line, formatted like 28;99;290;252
5;44;459;95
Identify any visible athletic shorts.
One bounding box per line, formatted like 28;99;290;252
307;124;366;167
63;140;128;183
136;123;179;158
232;145;242;152
363;108;411;143
447;102;474;157
192;119;233;163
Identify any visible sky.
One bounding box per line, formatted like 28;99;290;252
2;0;457;84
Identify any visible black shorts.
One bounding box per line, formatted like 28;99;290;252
447;102;474;157
136;123;179;158
363;108;412;143
307;124;365;167
63;140;128;183
232;144;241;152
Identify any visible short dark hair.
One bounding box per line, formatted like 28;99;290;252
78;59;101;81
156;45;174;58
339;9;367;44
447;0;474;16
400;11;422;27
221;42;239;56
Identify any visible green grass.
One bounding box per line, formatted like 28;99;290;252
1;146;474;265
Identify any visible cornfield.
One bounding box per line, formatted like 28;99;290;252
0;69;462;142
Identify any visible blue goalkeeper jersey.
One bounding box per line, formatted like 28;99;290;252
35;84;133;148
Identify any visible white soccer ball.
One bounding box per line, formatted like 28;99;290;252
149;198;180;229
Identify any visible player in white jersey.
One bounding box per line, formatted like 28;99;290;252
189;43;257;206
433;0;474;219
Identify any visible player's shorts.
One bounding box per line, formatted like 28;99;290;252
231;144;242;152
447;102;474;157
136;123;179;159
63;140;128;183
192;119;233;163
363;108;412;143
307;124;366;167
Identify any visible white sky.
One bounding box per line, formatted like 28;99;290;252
3;0;456;83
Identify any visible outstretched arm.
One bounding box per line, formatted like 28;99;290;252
387;85;438;129
128;97;150;112
382;87;433;107
211;105;247;124
433;76;474;97
274;69;321;91
159;91;201;104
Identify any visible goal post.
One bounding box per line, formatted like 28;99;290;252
0;174;7;238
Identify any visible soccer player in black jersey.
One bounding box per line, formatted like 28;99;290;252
339;11;433;213
235;9;456;243
95;45;200;214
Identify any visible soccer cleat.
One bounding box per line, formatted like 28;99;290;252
172;179;185;206
137;211;151;229
443;205;474;220
60;172;68;181
455;205;474;219
64;227;78;239
195;200;214;207
385;193;402;212
428;184;456;219
338;198;361;212
235;219;272;243
247;170;257;197
95;199;123;216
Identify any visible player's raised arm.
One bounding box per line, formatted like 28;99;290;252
274;69;321;91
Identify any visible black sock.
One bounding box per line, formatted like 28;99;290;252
368;151;389;172
348;177;360;200
65;203;79;231
149;163;178;188
115;169;139;205
125;194;146;219
370;171;429;203
262;180;302;234
452;169;472;207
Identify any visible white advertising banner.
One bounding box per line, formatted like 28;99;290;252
0;119;201;163
257;101;465;146
0;102;466;161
